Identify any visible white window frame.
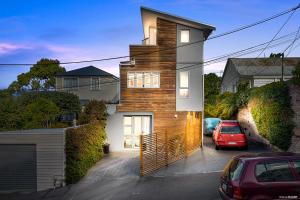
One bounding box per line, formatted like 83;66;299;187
63;77;78;91
90;77;101;91
180;30;190;43
127;72;160;88
179;71;189;97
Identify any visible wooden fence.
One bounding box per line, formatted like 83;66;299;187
140;112;202;176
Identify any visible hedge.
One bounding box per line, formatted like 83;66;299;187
65;122;106;184
249;82;294;150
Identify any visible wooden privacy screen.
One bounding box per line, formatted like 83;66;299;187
140;112;202;176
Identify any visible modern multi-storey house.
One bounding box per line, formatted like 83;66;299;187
55;66;119;106
106;7;215;151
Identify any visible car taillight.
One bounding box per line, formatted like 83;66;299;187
233;186;243;199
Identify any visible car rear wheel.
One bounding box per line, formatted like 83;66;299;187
215;145;219;150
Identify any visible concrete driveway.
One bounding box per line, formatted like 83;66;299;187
0;135;271;200
153;135;271;176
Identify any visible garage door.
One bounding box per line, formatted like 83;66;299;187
0;144;37;192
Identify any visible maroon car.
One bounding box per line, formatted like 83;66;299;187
219;152;300;200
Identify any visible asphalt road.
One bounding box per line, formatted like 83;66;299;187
0;135;271;200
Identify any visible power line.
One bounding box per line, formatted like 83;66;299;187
17;30;298;91
256;8;297;57
283;27;300;54
0;3;299;67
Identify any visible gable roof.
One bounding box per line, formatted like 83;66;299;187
141;6;215;39
56;66;117;78
222;57;300;83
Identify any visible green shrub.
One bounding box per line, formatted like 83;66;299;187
0;91;80;131
65;122;106;184
249;82;294;150
78;100;107;124
23;97;60;129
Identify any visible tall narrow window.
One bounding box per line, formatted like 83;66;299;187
128;73;135;88
64;78;78;90
144;73;151;88
179;71;189;97
136;73;143;88
180;30;190;43
90;77;100;91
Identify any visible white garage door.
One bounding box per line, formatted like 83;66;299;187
0;144;37;192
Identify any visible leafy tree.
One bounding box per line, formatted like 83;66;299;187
204;73;221;102
78;100;107;124
292;62;300;86
23;97;60;128
11;58;65;91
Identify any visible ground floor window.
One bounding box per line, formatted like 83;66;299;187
123;116;151;149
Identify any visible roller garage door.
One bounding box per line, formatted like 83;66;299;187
0;144;37;192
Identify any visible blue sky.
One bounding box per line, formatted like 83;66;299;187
0;0;299;89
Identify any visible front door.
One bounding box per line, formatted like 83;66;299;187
124;116;151;149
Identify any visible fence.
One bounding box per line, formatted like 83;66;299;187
140;112;202;176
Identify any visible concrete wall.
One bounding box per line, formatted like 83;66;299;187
56;76;119;103
0;129;65;191
176;24;204;111
288;84;300;153
106;111;153;152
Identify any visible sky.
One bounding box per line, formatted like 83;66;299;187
0;0;300;89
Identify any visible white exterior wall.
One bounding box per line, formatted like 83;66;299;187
106;110;153;152
176;24;204;111
0;129;65;191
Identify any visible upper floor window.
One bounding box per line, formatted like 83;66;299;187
91;77;100;91
64;78;78;90
180;30;190;43
179;71;189;97
127;72;160;88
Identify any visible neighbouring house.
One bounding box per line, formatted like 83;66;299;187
55;66;119;106
106;7;215;152
221;57;300;93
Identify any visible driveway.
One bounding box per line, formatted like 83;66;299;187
0;135;271;200
153;134;271;176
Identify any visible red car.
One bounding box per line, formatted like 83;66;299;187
213;120;247;150
219;152;300;200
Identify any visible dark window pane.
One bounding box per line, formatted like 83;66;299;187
256;162;294;182
293;161;300;176
220;126;242;134
229;160;244;181
256;164;270;182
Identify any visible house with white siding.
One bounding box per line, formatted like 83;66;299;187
221;57;300;93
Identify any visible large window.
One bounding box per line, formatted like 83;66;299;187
255;162;294;182
179;71;189;97
180;30;190;43
127;72;160;88
63;78;78;90
90;77;100;91
123;116;151;149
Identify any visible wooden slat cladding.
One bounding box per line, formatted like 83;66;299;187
117;18;177;113
140;112;202;176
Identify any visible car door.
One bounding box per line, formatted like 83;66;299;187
255;160;300;199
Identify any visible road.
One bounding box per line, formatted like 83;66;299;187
0;135;271;200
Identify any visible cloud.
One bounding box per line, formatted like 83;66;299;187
0;43;33;54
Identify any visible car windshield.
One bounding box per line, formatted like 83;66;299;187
221;126;242;134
